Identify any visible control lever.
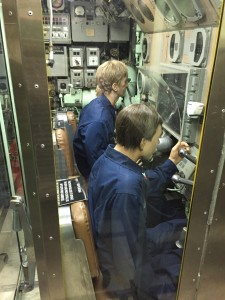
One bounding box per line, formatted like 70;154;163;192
179;149;196;164
172;174;193;186
176;227;187;249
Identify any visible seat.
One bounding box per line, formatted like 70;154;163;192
54;110;80;178
55;127;79;177
70;201;109;300
54;110;109;299
70;201;99;278
66;110;77;133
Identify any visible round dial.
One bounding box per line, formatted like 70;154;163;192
52;0;63;9
74;6;85;16
95;7;104;17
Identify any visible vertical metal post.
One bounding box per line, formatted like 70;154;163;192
2;0;66;299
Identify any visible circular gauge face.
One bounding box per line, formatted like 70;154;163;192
130;4;145;24
52;0;63;9
138;0;154;22
95;6;104;17
142;37;149;62
75;6;85;16
137;71;144;93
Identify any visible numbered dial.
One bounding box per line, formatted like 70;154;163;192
74;6;85;16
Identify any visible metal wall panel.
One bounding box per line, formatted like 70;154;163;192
177;2;225;299
2;0;66;299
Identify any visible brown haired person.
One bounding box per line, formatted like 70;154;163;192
88;103;189;300
73;60;128;180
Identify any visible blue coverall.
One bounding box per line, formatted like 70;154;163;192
145;161;186;228
88;145;186;300
73;94;116;178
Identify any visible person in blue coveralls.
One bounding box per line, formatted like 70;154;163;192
88;103;189;300
73;60;128;180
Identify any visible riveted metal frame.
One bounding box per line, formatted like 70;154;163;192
177;2;225;299
2;1;66;299
2;0;225;299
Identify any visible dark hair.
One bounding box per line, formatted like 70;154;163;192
115;103;163;149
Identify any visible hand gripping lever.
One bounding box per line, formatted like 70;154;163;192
179;148;197;165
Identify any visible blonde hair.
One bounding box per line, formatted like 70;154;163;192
96;60;128;93
95;85;102;96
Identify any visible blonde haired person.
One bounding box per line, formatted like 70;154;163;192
95;85;102;97
73;60;128;179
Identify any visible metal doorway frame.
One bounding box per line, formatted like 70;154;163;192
178;2;225;299
1;1;66;299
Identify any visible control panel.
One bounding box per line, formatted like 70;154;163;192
43;13;71;44
69;47;84;68
46;46;68;77
86;47;100;67
70;69;84;89
70;1;108;42
84;69;97;88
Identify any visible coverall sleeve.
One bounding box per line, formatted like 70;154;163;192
145;159;178;195
84;121;110;169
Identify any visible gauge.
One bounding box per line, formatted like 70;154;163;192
138;0;154;22
130;4;145;24
74;6;85;16
52;0;64;9
95;6;104;17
